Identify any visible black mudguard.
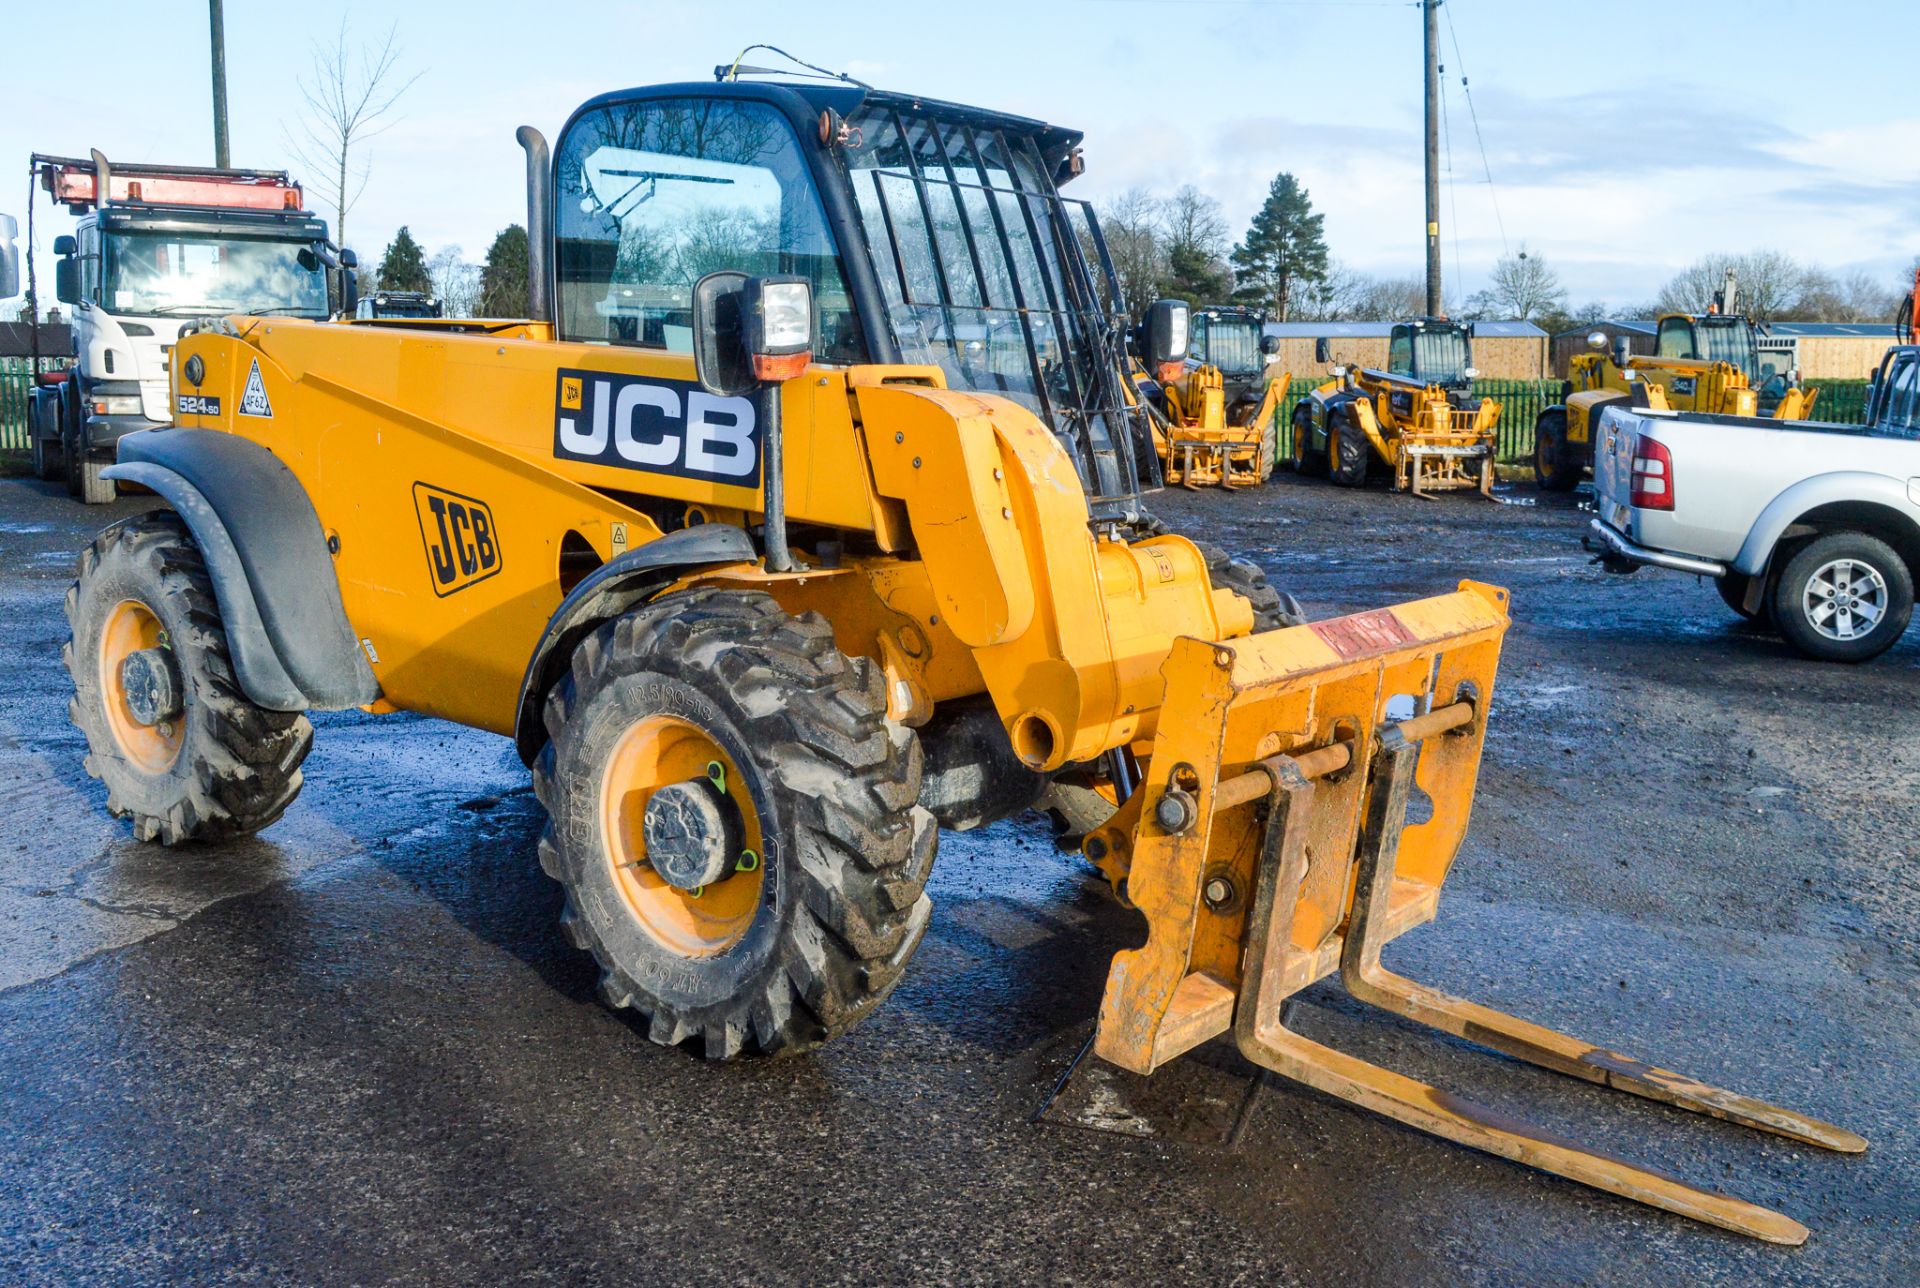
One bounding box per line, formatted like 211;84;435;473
104;429;379;712
510;524;759;763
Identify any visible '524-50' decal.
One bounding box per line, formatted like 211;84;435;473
553;368;759;486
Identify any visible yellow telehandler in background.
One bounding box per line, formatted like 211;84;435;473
63;72;1859;1243
1146;305;1289;488
1534;274;1820;491
1290;318;1501;498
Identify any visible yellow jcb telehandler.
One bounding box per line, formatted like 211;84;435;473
64;72;1860;1243
1290;318;1501;498
1534;274;1820;491
1142;305;1290;489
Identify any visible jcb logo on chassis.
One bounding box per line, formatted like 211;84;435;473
553;368;760;486
413;483;502;597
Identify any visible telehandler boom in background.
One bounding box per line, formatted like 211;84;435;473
62;71;1861;1244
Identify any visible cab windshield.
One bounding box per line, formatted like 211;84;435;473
1695;317;1757;380
1193;314;1263;376
103;230;328;318
1410;327;1470;383
840;100;1149;508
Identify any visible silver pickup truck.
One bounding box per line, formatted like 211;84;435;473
1586;343;1920;662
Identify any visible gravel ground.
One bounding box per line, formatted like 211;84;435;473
0;470;1913;1286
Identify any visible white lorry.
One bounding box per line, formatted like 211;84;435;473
25;151;353;502
1586;343;1920;662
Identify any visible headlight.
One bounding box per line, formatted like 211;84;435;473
1463;366;1480;380
755;279;814;354
92;395;143;416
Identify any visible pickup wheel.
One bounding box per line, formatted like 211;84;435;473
1534;411;1581;492
1770;532;1913;663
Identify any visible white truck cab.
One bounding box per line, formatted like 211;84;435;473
25;152;350;502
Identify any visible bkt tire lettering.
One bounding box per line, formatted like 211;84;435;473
554;367;760;485
412;483;503;597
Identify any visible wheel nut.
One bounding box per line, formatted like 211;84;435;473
1154;789;1197;835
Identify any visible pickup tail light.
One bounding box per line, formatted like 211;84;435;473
1629;434;1674;511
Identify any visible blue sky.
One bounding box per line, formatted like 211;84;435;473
4;0;1915;310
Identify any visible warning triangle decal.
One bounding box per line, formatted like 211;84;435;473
238;358;274;418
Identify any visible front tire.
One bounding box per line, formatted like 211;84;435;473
533;589;935;1058
1255;411;1278;483
1329;408;1368;487
1534;410;1581;492
1770;532;1913;663
1290;404;1324;477
65;512;313;844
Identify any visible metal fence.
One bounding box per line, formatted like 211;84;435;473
1270;375;1876;467
1;357;71;456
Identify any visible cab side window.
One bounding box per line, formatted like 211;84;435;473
553;97;864;362
1388;329;1413;375
1882;353;1920;436
1656;318;1695;360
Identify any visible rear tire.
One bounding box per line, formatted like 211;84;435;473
1769;532;1913;663
65;511;313;844
1534;410;1581;492
1255;411;1278;483
75;454;116;505
1329;408;1368;488
31;394;64;482
533;588;935;1058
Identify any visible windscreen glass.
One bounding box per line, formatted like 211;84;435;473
1412;328;1470;382
1877;353;1920;437
1696;318;1756;379
554;98;862;360
102;231;328;317
842;103;1149;504
1196;314;1262;376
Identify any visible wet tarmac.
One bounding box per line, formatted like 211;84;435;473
1;472;1914;1285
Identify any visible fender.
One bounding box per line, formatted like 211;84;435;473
511;523;760;763
103;429;379;712
1733;472;1920;576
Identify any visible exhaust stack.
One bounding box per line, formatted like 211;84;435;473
515;126;552;323
90;149;112;209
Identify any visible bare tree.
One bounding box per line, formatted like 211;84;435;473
1294;262;1424;322
1469;244;1566;321
427;246;481;317
1655;251;1804;322
1098;186;1168;317
290;21;419;253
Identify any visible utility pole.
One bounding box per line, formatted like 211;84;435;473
1423;0;1442;317
209;0;230;168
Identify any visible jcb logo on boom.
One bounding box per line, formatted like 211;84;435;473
413;483;502;597
553;368;760;486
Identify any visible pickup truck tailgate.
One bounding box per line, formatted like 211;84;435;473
1592;408;1636;530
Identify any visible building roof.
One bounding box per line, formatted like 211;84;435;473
1263;319;1547;339
1555;319;1903;341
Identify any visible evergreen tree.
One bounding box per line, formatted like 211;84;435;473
376;226;431;292
1164;243;1231;305
478;225;531;317
1229;174;1329;322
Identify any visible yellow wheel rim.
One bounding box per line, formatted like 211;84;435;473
98;599;184;774
599;714;765;958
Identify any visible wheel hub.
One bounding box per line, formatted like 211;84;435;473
119;648;182;727
642;776;741;890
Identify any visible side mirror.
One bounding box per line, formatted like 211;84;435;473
1143;299;1189;366
693;272;814;397
1585;330;1608;351
297;248;320;273
55;256;80;305
1612;335;1632;368
1315;337;1331;364
0;214;17;299
53;234;76;257
1260;334;1280;357
340;247;359;270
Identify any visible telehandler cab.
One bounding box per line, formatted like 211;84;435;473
64;71;1860;1243
1141;304;1290;489
1291;318;1500;498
